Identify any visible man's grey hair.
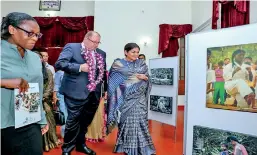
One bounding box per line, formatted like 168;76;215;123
84;31;101;39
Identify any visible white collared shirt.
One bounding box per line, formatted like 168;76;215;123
45;62;55;77
223;62;249;81
81;43;96;65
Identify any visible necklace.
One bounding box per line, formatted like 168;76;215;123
81;48;105;92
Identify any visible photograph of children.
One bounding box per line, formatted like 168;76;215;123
150;95;172;114
150;68;173;85
193;125;257;155
15;92;40;113
206;43;257;113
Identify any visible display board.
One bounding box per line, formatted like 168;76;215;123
149;57;179;127
184;23;257;155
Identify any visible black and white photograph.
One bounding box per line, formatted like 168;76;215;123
15;92;40;113
193;125;257;155
150;95;172;114
150;68;173;85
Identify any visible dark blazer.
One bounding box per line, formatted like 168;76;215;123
55;43;107;100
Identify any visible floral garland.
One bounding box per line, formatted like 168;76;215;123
81;48;105;92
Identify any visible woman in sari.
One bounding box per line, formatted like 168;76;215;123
34;51;60;151
86;72;108;142
107;43;156;155
86;98;106;142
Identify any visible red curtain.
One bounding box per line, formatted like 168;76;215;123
46;47;63;66
34;17;58;47
212;0;249;29
158;24;192;57
34;16;94;48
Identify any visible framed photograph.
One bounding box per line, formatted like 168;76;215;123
150;68;173;85
193;125;257;155
206;43;257;113
150;95;172;114
39;0;61;11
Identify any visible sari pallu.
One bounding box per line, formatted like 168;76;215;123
107;58;156;155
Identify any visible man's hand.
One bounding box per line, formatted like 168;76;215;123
80;63;89;72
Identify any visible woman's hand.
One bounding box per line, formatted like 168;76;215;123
52;97;58;106
104;92;107;100
41;124;49;135
1;78;29;93
136;74;148;81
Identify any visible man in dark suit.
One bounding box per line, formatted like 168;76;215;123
55;31;107;155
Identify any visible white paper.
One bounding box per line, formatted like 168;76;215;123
14;83;41;128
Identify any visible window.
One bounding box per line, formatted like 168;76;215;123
179;37;185;80
178;37;185;95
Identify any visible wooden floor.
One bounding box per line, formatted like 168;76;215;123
44;109;184;155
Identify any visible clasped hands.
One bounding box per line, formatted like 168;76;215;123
80;63;89;72
136;74;148;81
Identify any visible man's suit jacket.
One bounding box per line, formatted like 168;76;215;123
55;43;107;100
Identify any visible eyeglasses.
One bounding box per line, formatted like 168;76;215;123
87;37;101;44
15;26;43;39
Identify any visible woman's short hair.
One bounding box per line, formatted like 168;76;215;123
124;43;140;52
1;12;36;40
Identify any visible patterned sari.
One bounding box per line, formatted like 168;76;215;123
107;58;156;155
86;98;106;142
42;69;59;151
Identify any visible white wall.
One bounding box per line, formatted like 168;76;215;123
94;1;192;69
191;1;212;31
1;1;94;17
250;1;257;24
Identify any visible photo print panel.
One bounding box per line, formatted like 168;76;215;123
206;43;257;113
150;68;174;85
150;95;172;114
193;125;257;155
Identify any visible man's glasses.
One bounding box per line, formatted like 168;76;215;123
87;37;101;44
15;26;43;39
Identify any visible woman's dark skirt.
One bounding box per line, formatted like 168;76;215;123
1;123;43;155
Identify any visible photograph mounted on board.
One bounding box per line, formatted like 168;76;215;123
193;125;257;155
150;68;173;85
150;95;172;114
206;43;257;113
